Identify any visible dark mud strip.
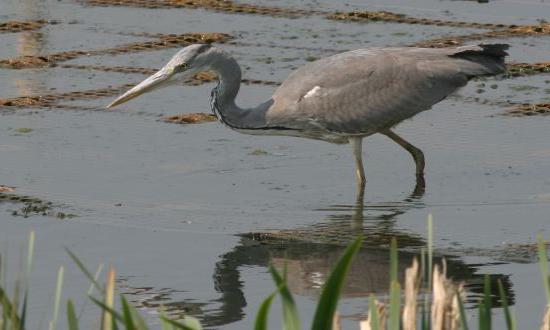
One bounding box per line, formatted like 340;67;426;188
0;20;50;33
0;192;76;219
0;32;232;69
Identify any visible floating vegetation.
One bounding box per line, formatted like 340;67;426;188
305;55;318;62
14;127;33;134
83;0;320;17
327;10;510;29
507;62;550;77
161;112;217;124
0;20;49;33
248;149;269;156
0;84;134;109
505;103;550;117
0;192;76;219
59;64;157;75
508;84;540;92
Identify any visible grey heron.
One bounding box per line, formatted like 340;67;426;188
107;43;508;197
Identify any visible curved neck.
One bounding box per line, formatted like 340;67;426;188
209;50;270;130
211;52;242;110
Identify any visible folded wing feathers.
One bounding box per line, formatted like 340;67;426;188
449;43;509;77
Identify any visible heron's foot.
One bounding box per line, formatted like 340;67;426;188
381;129;426;177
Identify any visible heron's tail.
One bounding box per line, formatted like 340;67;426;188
449;43;509;77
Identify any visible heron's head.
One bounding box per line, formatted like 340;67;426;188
106;43;216;108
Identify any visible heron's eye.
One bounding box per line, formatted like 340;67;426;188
177;63;188;71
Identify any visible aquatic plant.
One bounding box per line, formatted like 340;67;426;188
1;219;549;329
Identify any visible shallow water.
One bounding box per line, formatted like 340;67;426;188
1;0;550;329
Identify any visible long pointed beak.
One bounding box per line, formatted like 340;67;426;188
106;67;175;108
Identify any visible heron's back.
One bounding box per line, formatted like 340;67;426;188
265;44;508;138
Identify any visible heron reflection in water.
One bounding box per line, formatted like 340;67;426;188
107;43;508;198
119;192;513;327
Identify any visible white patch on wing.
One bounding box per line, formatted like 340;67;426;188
303;86;322;99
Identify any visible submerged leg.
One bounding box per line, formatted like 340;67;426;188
349;137;366;199
381;129;425;177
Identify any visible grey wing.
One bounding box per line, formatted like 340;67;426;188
266;45;507;135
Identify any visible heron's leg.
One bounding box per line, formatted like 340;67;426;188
381;129;425;176
350;137;366;199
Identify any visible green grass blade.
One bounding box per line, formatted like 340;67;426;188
389;281;400;330
0;286;22;329
49;266;64;330
21;230;35;328
497;279;514;330
123;295;149;330
120;295;136;330
484;275;492;329
20;291;28;329
420;297;430;330
311;235;363;330
269;265;301;330
160;316;202;330
537;235;550;303
456;291;468;330
159;308;173;330
477;275;493;330
132;309;149;330
127;301;149;330
254;290;278;330
420;248;427;288
478;303;489;330
66;248;104;293
390;238;398;283
368;295;380;330
67;300;79;330
89;295;124;323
